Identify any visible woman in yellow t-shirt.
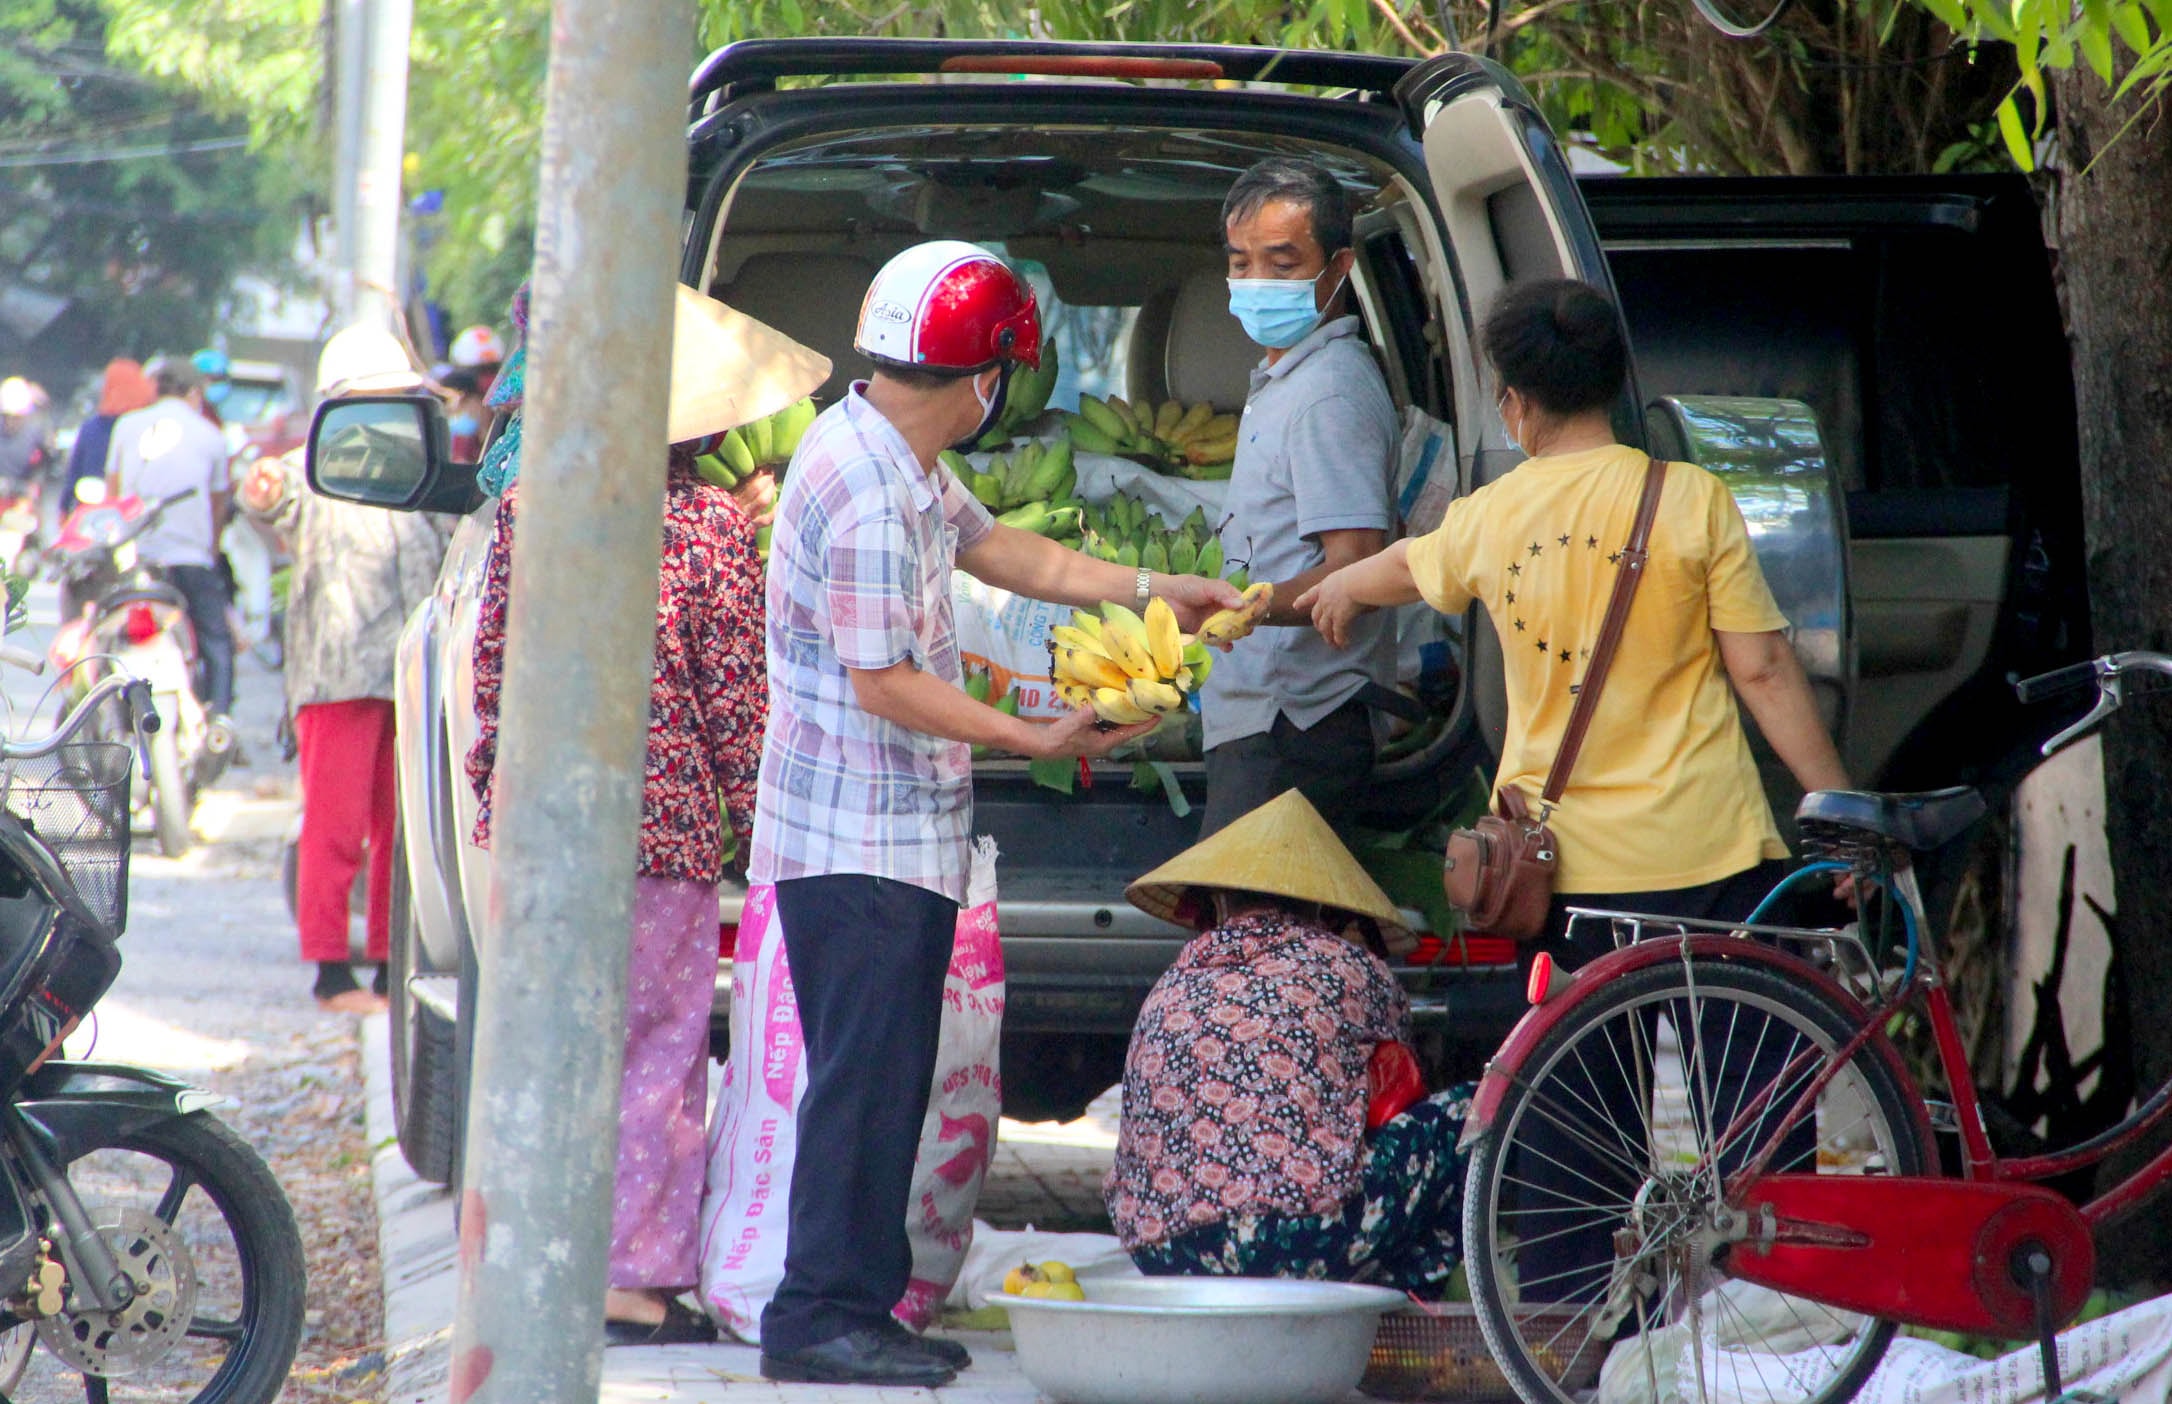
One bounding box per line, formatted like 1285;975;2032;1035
1300;277;1847;936
1297;279;1850;1300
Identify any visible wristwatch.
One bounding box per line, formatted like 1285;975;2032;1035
1134;566;1152;614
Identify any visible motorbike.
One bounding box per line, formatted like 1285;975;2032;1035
43;486;234;858
0;649;304;1400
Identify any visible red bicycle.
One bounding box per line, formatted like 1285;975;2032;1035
1458;650;2166;1404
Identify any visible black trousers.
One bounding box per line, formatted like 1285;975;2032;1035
1508;860;1814;1306
164;563;234;715
1200;698;1376;840
760;874;958;1353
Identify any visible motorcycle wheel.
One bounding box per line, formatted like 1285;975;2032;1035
147;727;193;858
18;1112;306;1403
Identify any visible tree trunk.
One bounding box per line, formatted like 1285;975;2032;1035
2047;74;2172;1286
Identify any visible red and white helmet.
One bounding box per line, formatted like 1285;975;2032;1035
449;325;505;368
855;241;1040;374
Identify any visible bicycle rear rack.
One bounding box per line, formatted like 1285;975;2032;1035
1562;909;1890;1000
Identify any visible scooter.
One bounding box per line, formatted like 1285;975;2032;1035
0;646;304;1400
43;485;233;857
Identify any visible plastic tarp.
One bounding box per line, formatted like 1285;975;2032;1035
1601;1284;2172;1404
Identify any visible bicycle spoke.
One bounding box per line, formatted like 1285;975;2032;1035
1565;1032;1659;1172
1515;1081;1653;1187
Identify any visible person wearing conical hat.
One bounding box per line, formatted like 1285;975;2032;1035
1104;790;1474;1290
463;282;829;1347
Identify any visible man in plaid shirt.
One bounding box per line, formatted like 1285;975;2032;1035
751;243;1239;1388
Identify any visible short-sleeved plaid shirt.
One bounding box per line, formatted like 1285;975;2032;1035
749;386;996;904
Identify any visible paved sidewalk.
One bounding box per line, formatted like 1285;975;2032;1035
363;1017;1050;1402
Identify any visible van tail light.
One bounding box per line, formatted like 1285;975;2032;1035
124;605;161;646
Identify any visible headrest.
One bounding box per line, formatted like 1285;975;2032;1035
715;252;879;404
1160;271;1257;413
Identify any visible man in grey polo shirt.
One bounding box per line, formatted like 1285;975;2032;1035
1199;156;1398;838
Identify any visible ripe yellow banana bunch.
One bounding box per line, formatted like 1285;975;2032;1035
1048;597;1220;726
1195;581;1275;646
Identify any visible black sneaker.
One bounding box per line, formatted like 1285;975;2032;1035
760;1328;957;1387
882;1319;971;1369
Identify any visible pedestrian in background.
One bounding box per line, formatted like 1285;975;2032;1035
106;359;236;719
466;285;823;1345
239;326;454;1012
61;360;155;508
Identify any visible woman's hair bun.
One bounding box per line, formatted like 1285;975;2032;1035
1482;278;1627;419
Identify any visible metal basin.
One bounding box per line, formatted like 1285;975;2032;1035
1005;1276;1405;1404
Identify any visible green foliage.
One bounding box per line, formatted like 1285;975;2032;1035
1922;0;2172;171
0;0;303;395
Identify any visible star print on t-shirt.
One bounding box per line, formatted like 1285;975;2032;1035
1502;524;1632;673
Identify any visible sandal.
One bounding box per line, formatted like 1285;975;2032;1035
605;1297;718;1348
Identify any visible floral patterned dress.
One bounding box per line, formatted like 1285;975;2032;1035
1105;909;1472;1292
467;450;766;881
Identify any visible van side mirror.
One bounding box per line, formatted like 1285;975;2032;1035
305;394;484;514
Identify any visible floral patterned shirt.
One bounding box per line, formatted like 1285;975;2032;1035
1105;911;1411;1250
466;453;767;884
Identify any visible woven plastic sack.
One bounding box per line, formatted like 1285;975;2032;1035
698;841;1005;1341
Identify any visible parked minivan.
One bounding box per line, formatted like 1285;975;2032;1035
336;40;2081;1183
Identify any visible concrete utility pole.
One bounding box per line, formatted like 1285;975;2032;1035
443;0;687;1398
328;0;367;321
351;0;413;330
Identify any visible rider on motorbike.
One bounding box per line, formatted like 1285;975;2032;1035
103;360;235;722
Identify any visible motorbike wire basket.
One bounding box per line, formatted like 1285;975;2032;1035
1;741;133;934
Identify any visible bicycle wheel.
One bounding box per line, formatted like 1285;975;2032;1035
1462;958;1928;1404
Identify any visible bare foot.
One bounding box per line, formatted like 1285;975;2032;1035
605;1288;668;1326
316;989;389;1015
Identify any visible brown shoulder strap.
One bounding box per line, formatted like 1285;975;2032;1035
1542;455;1667;805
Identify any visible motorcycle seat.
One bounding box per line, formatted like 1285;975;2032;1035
97;583;187;612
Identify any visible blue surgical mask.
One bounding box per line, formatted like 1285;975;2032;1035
449;413;479;438
1226;268;1345;349
1497;391;1523;456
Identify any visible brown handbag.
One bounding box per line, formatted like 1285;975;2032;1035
1442;456;1667;941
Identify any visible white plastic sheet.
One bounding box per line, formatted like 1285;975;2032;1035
1602;1286;2172;1404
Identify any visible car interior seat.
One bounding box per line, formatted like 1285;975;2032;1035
711;252;877;404
1128;269;1256;413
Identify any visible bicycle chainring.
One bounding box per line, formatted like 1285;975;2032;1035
36;1206;198;1376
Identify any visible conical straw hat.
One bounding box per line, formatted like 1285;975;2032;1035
667;284;832;445
1127;790;1406;934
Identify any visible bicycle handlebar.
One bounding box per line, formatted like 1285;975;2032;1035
2;674;156;761
2013;659;2100;704
2015;651;2172;757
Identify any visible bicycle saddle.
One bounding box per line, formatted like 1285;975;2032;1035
1796;787;1987;853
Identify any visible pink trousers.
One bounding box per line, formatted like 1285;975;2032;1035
293;699;396;964
611;874;720;1289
